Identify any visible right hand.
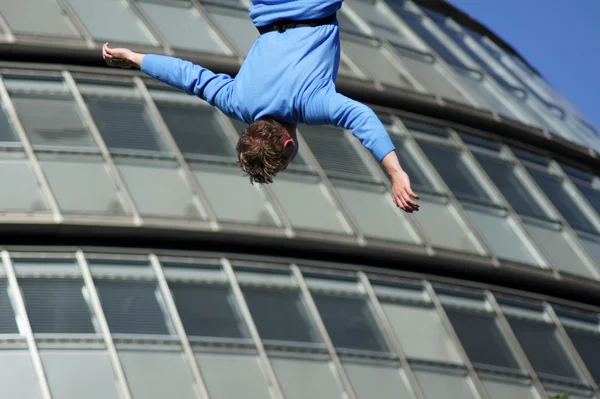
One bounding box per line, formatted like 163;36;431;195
391;170;420;213
102;42;135;68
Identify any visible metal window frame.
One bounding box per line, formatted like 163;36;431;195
1;250;53;399
0;9;16;43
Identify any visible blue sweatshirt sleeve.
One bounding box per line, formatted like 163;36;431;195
141;54;238;118
304;84;395;162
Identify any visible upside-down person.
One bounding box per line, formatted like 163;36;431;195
102;0;420;213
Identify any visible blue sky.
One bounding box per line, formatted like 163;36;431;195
448;0;600;130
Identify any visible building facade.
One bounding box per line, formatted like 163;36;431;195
0;0;598;398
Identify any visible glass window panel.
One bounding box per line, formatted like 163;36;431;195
0;154;49;212
527;167;596;232
574;183;600;218
578;233;600;267
507;317;580;380
195;353;271;399
242;287;320;344
65;0;158;45
270;357;345;399
414;370;479;399
336;186;419;243
270;176;351;234
84;95;170;154
523;222;596;279
119;351;199;399
312;293;389;352
475;154;547;218
391;137;436;192
193;166;280;226
0;280;18;334
381;301;462;363
412;196;481;253
394;47;468;103
40;350;120;399
95;280;171;335
19;278;95;334
565;327;600;385
137;0;229;54
169;282;248;339
343;361;413;399
0;0;81;37
88;259;154;278
39;155;129;215
10;95;97;149
0;351;43;399
0;101;17;143
465;208;540;265
346;0;407;44
342;38;415;89
418;140;492;203
482;379;539;399
156;101;235;158
203;5;258;55
445;309;520;370
117;161;203;219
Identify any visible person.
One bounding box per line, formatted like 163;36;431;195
102;0;420;213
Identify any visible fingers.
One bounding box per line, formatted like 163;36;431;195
408;188;420;199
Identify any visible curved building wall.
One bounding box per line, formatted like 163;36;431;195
0;1;599;399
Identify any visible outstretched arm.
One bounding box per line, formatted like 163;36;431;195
307;87;419;213
102;43;236;117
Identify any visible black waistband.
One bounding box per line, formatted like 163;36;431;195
256;13;337;35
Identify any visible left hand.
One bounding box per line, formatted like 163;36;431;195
391;170;420;213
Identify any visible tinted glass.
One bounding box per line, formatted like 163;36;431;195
242;288;319;343
170;282;247;339
507;317;580;380
0;280;18;334
446;309;520;369
312;294;389;352
565;327;600;384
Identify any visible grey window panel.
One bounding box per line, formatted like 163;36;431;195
203;5;258;55
346;0;409;45
156;101;235;158
394;47;468;103
12;258;80;276
0;0;81;37
88;259;154;279
391;138;437;192
578;233;600;267
119;351;199;399
11;96;97;150
338;57;356;78
138;1;228;54
564;327;600;385
39;156;129;215
0;155;49;212
242;287;320;344
169;282;248;339
418;140;492;203
575;182;600;218
65;0;158;45
414;370;479;399
342;38;414;90
300;125;374;182
271;357;345;399
412;196;481;253
465;208;540;265
0;351;43;399
193;167;279;226
84;96;170;154
19;278;95;334
343;361;413;399
475;154;546;218
0;280;18;334
527;168;596;232
445;309;520;370
195;353;271;399
95;280;170;335
312;293;389;352
117;162;203;219
381;302;463;363
523;222;596;279
40;350;120;399
270;176;351;234
0;102;19;143
506;316;580;380
336;186;420;243
482;379;539;399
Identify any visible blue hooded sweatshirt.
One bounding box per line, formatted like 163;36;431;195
141;0;395;162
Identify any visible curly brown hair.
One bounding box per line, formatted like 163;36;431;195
236;118;290;184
